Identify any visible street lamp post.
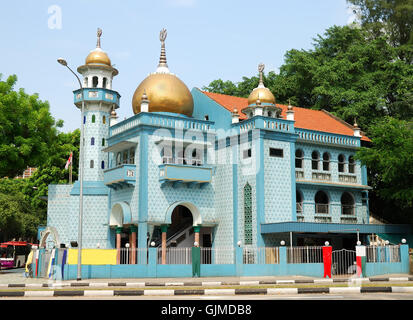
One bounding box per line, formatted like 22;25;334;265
57;58;85;281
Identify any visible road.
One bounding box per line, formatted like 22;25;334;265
3;293;413;300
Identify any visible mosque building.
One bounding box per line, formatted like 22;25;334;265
44;28;406;259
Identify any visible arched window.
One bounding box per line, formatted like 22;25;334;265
296;190;303;214
295;149;304;169
244;183;252;245
91;114;96;123
102;138;105;146
312;151;320;170
123;150;128;164
341;192;355;215
267;111;272;118
315;191;329;214
101;161;105;170
90;160;94;169
92;76;98;88
348;156;355;174
116;152;121;166
102;77;107;88
84;77;88;87
83;116;86;124
91;137;95;146
102;115;106;124
338;154;346;173
322;152;330;171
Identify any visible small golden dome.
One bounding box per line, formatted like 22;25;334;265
132;73;194;116
248;87;276;106
85;48;111;66
247;63;276;106
85;28;111;66
132;29;194;117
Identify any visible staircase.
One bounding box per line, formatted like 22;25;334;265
150;218;194;248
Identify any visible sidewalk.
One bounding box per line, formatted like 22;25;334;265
0;268;412;286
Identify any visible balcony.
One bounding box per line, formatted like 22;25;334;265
73;88;120;107
159;157;213;188
103;164;136;189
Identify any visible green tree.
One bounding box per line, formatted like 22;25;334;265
356;117;413;209
0;189;41;242
348;0;413;62
348;0;413;46
272;26;413;131
0;74;63;178
21;129;80;224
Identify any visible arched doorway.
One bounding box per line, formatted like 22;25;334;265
167;206;193;247
39;226;60;249
164;204;211;248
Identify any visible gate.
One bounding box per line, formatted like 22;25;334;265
331;249;357;276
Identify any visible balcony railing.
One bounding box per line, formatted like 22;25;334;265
341;205;355;215
162;156;202;167
315;204;329;214
312;172;332;181
73;88;120;106
339;174;357;184
296;202;303;214
295;170;304;179
296;128;360;147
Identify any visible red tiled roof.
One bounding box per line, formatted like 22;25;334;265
201;91;370;142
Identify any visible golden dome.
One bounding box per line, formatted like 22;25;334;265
132;73;194;116
248;87;276;106
131;28;194;117
85;48;111;66
247;63;276;106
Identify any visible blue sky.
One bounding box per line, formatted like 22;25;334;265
0;0;355;132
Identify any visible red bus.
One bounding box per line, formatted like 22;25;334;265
0;241;33;269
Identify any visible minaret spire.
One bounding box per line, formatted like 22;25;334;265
96;28;102;48
156;28;170;73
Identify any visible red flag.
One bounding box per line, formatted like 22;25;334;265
65;152;73;170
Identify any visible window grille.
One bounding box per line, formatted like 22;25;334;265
244;183;253;245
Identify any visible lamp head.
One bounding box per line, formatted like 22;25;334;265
57;58;67;66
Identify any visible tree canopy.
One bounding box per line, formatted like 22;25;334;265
0;74;80;241
0;74;64;178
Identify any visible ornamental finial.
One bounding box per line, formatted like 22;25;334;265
258;63;265;87
157;28;169;71
96;28;102;48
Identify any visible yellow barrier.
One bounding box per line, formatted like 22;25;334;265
67;249;117;265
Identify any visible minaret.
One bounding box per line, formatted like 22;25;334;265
75;28;120;181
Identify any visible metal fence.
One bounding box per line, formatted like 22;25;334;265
287;246;323;264
118;248;148;265
366;245;401;263
157;247;192;265
243;247;280;264
156;247;236;265
201;247;235;265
